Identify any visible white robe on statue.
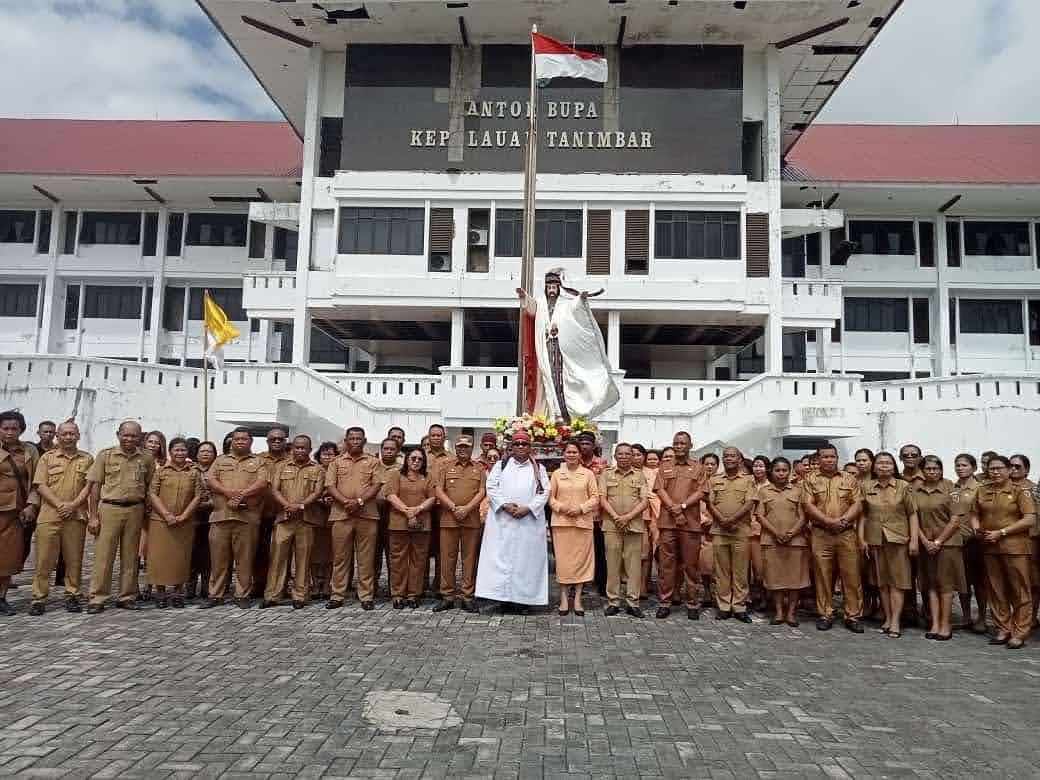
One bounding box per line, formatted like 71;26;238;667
475;457;550;605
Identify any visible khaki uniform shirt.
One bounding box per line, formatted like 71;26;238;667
656;460;708;531
708;472;756;538
87;447;154;504
150;462;204;517
757;483;808;547
913;480;959;546
326;452;380;521
548;466;600;529
0;442;40;513
801;472;862;528
862;479;916;545
258;451;289;518
598;466;649;534
383;471;435;532
33;449;93;524
1011;478;1039;537
271;460;325;525
972;482;1036;555
437;458;487;528
950;477;980;541
426;449;453;484
209;453;267;524
901;468;925;488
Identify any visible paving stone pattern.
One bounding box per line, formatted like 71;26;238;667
3;561;1040;779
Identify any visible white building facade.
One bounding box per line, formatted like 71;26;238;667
3;1;1039;463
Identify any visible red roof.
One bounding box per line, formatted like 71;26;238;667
0;119;301;178
785;124;1040;185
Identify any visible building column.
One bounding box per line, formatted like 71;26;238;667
815;329;831;374
934;213;951;376
291;47;325;366
36;206;61;353
951;295;960;375
146;208;169;364
906;294;915;377
450;307;465;366
1023;298;1032;373
74;283;85;357
607;310;621;369
763;46;784;373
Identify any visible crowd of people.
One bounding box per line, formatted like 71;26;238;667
1;409;1037;648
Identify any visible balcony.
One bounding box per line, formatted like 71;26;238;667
781;278;842;328
243;271;297;315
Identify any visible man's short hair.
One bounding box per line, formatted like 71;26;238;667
0;410;27;432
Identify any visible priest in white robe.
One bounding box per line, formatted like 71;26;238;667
475;431;550;611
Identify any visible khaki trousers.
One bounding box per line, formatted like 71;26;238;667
331;517;378;602
389;530;431;599
32;519;86;602
89;504;145;606
604;529;643;608
984;553;1033;642
657;529;702;608
811;528;863;620
439;525;482;600
207;521;259;600
713;536;750;613
264;521;314;603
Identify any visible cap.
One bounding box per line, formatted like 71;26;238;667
576;431;596;442
512;431;532;443
480;432;497;444
454;435;473;448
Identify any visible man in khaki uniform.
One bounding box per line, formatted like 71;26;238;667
326;426;381;610
30;421;92;614
801;443;864;632
86;420;155;613
253;426;289;597
655;431;710;620
599;443;649;618
433;435;486;613
425;423;452;594
707;447;757;622
374;437;402;593
262;435;324;609
0;410;40;616
201;428;268;609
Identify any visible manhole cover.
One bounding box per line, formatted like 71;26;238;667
363;691;462;730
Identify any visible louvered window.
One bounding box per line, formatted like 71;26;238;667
585;210;610;275
428;207;454;272
624;210;649;274
745;212;769;277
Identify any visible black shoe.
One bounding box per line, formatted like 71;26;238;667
259;600;277;609
626;605;643;619
171;596;185;609
432;599;455;612
115;600;137;611
326;599;344;610
86;604;104;614
392;598;405;610
28;602;44;616
925;632;937;640
844;619;864;634
604;605;621;616
988;635;1009;645
816;617;833;631
292;600;305;609
236;598;252;609
461;599;479;614
573;608;585;617
407;598;420;609
770;618;784;626
199;598;222;610
656;606;670;619
155;599;169;609
361;601;374;611
716;610;732;620
734;612;753;624
65;597;81;613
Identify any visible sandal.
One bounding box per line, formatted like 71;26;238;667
887;630;901;639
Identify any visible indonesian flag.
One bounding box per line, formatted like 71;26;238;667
533;33;608;85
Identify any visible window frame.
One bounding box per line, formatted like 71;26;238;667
337;206;426;256
962;220;1031;257
958;298;1024;335
493;208;583;259
0;283;39;317
78;211;142;247
185;213;249;248
187;287;246;323
0;210;37;244
83;285;143;320
847;219;916;257
653;209;741;260
843;297;909;333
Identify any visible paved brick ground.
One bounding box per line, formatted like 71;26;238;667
3;561;1040;779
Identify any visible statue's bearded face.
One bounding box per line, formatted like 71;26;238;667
545;280;561;299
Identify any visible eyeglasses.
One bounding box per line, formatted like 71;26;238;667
513;442;531;447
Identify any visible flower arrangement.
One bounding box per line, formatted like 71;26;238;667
491;414;597;450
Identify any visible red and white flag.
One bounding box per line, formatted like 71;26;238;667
533;33;608;84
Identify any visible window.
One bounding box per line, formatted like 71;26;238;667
844;297;908;332
309;327;351;365
62;212;78;254
1029;301;1039;346
166;213;184;256
0;210;35;243
274;227;298;270
185;213;248;247
142;213;158;257
142;286;153;331
912;298;930;344
494;209;583;258
781;236;805;277
959;299;1023;334
829;226;848;265
338;207;424;255
0;284;38;317
36;211;51;254
654;211;740;259
918;221;934;267
63;284;80;330
963;221;1030;256
83;286;142;319
188;288;246;322
79;212;141;245
162;287;185;331
806;232;821;266
848;220;915;255
946;221;961;267
248;222;266;259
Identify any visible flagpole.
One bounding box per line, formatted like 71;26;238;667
515;23;538;416
202;289;209;441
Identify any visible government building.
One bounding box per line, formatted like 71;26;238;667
2;0;1038;461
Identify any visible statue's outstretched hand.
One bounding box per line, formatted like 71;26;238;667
516;287;527;299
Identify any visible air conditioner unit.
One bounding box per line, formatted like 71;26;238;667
468;228;489;246
429;254;451;272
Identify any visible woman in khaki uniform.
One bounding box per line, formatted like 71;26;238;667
914;456;964;641
1008;454;1039;629
147;438;204;608
310;442;339;601
970;455;1037;649
853;448;881;621
0;410;40;616
138;430;168;601
549;441;600;616
951;453;985;632
757;457;809;626
860;451;919;639
383;448;436;608
748;455;771;611
186;441;217;600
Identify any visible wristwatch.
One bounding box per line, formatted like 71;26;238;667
680;502;687;511
1000;528;1007;537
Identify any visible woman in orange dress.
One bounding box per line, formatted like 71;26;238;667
749;455;770;611
758;457;809;625
914;455;963;641
951;453;984;632
549;441;600;616
383;449;437;609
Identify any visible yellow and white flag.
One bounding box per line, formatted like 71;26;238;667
202;291;240;370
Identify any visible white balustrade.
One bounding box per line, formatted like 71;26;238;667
863;375;1040;413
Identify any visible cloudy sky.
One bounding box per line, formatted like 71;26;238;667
1;0;1037;124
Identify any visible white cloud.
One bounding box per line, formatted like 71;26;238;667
821;0;1040;123
0;1;278;120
